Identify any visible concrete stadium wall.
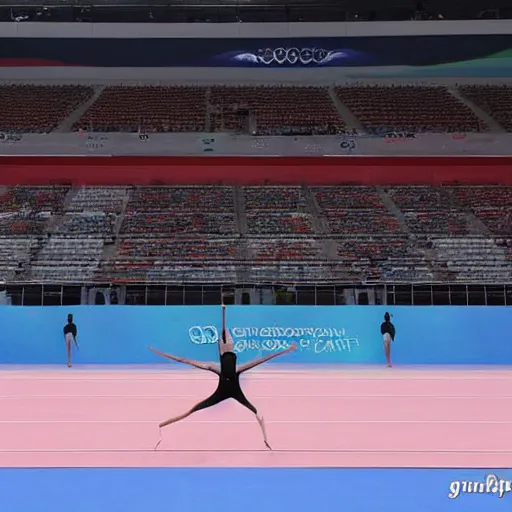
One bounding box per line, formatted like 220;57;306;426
0;306;509;365
1;20;509;39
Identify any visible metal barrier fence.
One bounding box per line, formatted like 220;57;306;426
2;281;512;306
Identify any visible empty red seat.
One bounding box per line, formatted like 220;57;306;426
0;85;93;133
74;86;208;133
459;85;512;132
336;85;487;133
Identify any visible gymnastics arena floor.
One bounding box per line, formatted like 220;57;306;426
0;366;510;511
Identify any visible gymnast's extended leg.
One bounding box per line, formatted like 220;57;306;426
234;391;271;450
160;393;223;428
159;408;194;429
154;393;225;449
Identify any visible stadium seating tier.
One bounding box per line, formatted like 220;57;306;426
0;185;509;284
1;84;508;135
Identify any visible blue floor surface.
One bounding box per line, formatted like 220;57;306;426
0;468;510;512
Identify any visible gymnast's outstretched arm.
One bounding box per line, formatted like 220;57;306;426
148;346;219;374
237;342;297;374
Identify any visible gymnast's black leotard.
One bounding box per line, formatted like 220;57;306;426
190;352;257;414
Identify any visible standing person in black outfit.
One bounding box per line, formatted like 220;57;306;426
63;313;78;368
149;304;296;450
380;312;395;368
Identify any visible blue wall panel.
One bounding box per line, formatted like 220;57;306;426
0;306;510;365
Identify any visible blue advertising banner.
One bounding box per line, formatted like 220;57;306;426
0;306;509;365
1;35;512;74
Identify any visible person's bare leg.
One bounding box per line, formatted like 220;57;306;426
384;342;392;367
159;409;194;429
155;393;221;450
233;393;271;450
153;408;195;450
67;341;71;368
256;413;272;450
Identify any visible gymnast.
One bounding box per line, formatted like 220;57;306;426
63;313;78;368
380;311;396;367
149;304;296;450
